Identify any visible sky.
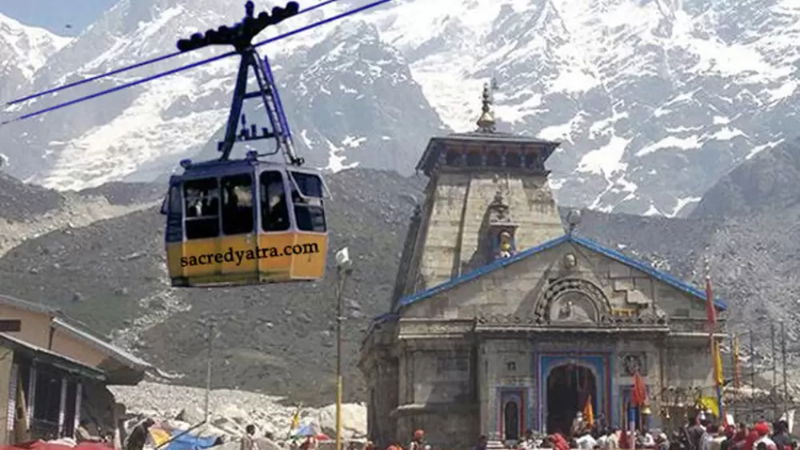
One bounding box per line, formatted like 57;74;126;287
0;0;117;36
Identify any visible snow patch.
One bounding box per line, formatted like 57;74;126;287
577;136;631;177
668;196;701;218
300;129;313;148
636;135;701;157
550;69;599;94
324;140;359;172
708;127;746;141
746;140;784;160
766;80;798;102
342;136;367;148
713;116;730;125
548;177;566;191
643;204;662;216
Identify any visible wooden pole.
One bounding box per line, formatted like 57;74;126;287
732;334;739;424
335;264;350;450
750;329;756;424
204;322;214;425
782;321;788;418
772;323;778;420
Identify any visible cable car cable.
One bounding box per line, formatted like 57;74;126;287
0;0;392;127
4;0;344;107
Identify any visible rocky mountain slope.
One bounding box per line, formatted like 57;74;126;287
2;0;800;217
0;172;159;257
0;169;422;404
0;141;798;403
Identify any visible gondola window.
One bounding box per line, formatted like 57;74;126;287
184;178;220;239
222;174;254;235
260;171;290;231
289;171;326;232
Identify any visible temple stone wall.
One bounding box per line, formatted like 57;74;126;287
396;408;477;449
416;174;470;289
397;170;562;298
663;340;717;389
365;354;399;447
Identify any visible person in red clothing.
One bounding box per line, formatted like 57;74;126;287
549;433;570;450
753;422;777;450
745;427;763;450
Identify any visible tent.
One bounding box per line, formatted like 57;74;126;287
148;427;221;450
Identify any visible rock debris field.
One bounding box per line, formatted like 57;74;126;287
112;382;367;443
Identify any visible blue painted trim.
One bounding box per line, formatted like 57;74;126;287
395;235;570;310
395;233;728;311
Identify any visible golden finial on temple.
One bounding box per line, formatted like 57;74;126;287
476;81;496;133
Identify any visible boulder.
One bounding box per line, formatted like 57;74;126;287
316;404;367;440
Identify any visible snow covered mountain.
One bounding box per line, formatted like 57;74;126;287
0;13;71;111
2;0;799;216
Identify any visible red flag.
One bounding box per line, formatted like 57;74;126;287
705;276;716;326
632;371;647;407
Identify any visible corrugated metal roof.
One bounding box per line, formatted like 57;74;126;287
0;333;105;381
0;294;57;315
395;233;727;311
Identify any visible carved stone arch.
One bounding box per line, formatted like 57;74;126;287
533;279;611;324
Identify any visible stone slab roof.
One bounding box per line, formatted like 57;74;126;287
395;233;728;311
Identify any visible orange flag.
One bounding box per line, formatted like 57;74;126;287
632;371;647;406
583;395;595;428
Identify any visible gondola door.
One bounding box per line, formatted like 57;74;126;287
217;171;260;284
285;169;328;280
257;169;296;281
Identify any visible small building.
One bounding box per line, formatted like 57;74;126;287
0;294;152;444
0;295;150;386
359;87;726;449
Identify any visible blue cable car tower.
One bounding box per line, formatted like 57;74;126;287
176;1;304;165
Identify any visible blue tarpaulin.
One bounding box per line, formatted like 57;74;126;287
164;429;220;450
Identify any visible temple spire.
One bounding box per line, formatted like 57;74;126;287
476;82;496;133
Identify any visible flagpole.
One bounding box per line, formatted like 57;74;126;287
704;258;724;424
732;335;740;424
781;321;788;419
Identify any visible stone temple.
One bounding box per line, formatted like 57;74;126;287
359;86;726;449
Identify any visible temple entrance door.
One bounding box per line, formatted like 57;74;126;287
500;390;524;443
546;364;597;435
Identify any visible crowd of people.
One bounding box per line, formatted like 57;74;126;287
364;416;797;450
508;415;798;450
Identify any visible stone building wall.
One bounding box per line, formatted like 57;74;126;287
393;170;562;301
363;126;725;449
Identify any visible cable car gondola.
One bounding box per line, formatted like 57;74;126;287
161;1;330;287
